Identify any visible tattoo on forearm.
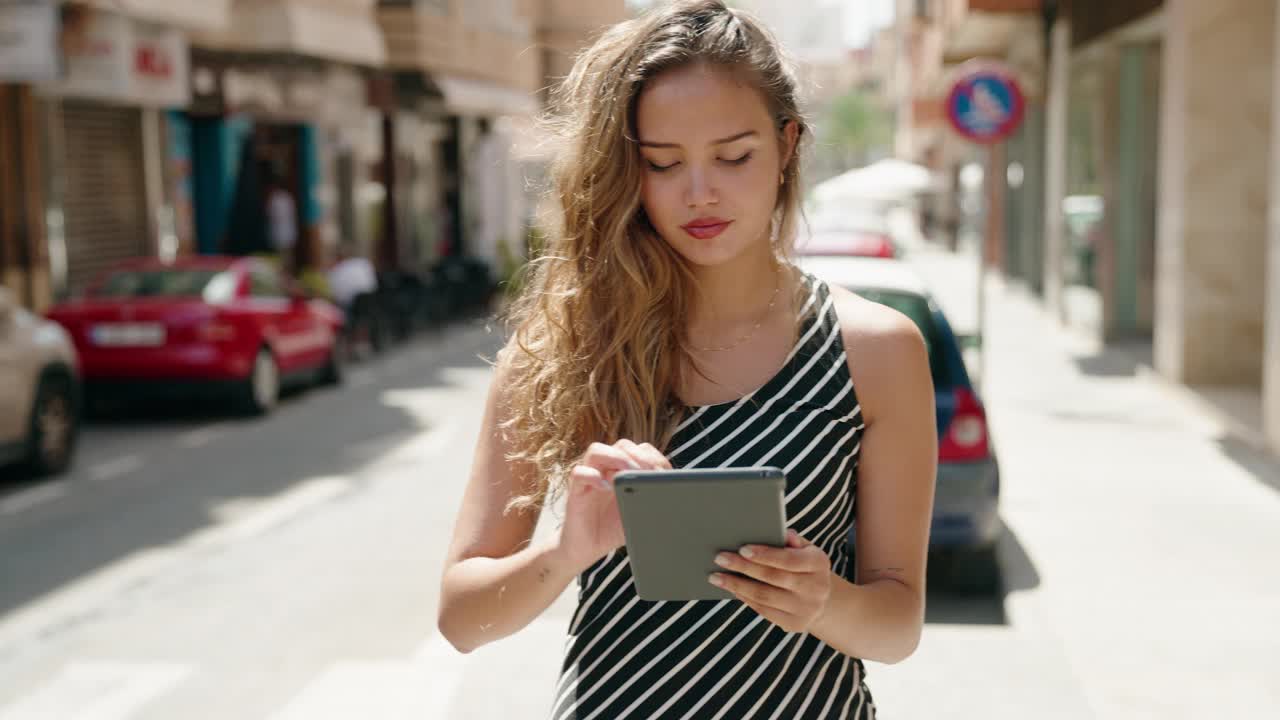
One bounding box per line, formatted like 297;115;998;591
539;567;551;583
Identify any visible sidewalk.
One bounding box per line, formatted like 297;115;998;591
867;243;1280;719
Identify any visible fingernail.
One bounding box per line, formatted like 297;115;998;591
708;574;724;587
714;554;731;568
740;546;755;559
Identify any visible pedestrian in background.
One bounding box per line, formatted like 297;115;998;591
438;2;936;718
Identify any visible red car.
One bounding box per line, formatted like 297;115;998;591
795;212;899;259
46;256;345;415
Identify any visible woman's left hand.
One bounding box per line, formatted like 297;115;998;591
709;529;833;633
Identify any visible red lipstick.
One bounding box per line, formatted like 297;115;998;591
681;216;732;240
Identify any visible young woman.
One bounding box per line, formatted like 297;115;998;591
439;2;936;717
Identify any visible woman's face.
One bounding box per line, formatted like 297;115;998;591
635;64;796;268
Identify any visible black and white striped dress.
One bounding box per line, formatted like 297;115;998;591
551;271;876;719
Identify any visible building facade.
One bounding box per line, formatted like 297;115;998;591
930;0;1280;455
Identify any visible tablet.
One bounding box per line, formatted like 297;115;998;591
613;467;788;602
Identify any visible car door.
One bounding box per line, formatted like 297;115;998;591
280;276;331;369
246;265;311;373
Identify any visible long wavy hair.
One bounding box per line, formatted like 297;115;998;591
501;0;812;510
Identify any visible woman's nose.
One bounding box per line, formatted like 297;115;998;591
684;166;719;208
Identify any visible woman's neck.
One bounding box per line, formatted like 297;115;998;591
687;245;784;332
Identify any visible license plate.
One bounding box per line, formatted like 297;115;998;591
91;323;166;347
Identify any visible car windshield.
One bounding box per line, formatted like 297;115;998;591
93;269;236;303
850;288;949;387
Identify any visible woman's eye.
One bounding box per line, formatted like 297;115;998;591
722;151;753;166
646;160;679;172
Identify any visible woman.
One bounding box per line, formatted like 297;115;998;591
439;2;937;717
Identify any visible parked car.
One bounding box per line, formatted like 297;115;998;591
0;286;80;476
796;210;899;259
798;255;1001;593
45;256;345;416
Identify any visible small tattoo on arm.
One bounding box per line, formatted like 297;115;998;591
539;567;551;583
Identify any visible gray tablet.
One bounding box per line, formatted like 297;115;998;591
614;467;788;602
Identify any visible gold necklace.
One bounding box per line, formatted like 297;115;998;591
691;269;783;353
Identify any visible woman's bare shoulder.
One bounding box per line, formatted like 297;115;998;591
825;283;931;423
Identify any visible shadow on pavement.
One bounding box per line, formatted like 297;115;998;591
1216;434;1280;496
0;318;504;650
1071;340;1151;378
923;518;1039;627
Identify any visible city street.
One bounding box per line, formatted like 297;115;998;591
0;245;1278;719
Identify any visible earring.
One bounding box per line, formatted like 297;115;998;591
778;172;785;186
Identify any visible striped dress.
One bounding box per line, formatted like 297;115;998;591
550;271;876;719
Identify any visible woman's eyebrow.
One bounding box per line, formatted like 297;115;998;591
637;130;758;149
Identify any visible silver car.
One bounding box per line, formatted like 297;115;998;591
0;287;80;476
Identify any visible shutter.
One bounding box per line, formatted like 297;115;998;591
60;101;149;293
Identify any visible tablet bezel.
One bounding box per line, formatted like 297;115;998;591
613;466;788;601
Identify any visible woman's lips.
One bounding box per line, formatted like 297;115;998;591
681;220;732;240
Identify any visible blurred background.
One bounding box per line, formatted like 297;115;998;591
0;0;1277;718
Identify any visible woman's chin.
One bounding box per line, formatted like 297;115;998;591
669;238;753;269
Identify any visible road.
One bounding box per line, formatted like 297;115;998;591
1;247;1277;719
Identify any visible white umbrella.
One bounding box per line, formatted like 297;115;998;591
811;159;943;206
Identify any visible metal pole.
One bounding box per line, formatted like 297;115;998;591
976;143;996;393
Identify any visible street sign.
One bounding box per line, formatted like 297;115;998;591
945;64;1026;145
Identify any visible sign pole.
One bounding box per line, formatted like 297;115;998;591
944;61;1025;394
976;147;991;393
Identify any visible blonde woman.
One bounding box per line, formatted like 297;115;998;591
439;2;936;717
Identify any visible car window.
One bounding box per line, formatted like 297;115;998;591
94;269;229;299
250;269;286;299
850;289;949;387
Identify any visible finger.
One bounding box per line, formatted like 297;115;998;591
582;442;641;473
709;572;791;611
736;543;824;573
713;552;800;591
739;598;807;632
636;443;673;469
613;439;669;471
786;529;811;548
570;465;611;493
612;439;649;468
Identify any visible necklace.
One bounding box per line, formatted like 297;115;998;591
691;268;783;353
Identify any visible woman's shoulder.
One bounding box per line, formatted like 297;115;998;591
823;282;931;425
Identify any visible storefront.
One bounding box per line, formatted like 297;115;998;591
1058;14;1162;342
377;72;450;274
37;5;193;297
183;52;383;276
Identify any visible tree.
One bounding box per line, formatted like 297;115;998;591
819;89;893;169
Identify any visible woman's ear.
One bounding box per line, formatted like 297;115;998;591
779;119;800;171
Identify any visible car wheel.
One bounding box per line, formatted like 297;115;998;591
932;545;1001;596
241;348;280;415
26;372;78;476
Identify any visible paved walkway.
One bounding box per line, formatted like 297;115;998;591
865;243;1280;719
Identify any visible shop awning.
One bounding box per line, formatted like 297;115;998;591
76;0;230;31
192;0;386;67
943;12;1029;65
437;75;539;118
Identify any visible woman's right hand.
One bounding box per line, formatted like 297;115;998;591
555;440;672;575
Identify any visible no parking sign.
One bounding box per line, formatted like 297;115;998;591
946;63;1026;144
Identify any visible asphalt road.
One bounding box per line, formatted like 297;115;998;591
1;251;1276;719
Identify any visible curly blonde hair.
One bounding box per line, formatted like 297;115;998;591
500;0;811;510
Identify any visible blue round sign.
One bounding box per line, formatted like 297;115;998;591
946;65;1026;144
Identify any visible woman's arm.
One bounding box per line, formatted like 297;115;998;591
439;357;650;654
816;290;937;662
438;358;575;654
